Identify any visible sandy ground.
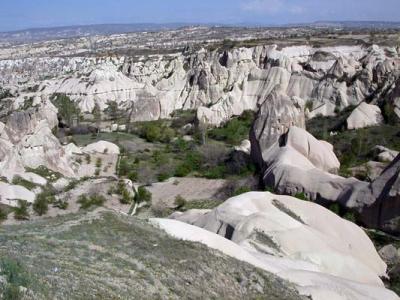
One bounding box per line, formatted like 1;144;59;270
147;177;227;208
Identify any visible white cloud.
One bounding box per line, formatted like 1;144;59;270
241;0;305;15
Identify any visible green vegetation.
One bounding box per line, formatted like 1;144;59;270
233;186;252;196
208;110;255;145
0;257;33;300
294;192;309;201
13;200;29;220
33;187;56;216
50;93;80;126
174;195;187;210
0;207;7;222
26;166;62;182
135;120;176;143
12;176;38;190
77;194;106;210
135;186;152;204
307;112;400;177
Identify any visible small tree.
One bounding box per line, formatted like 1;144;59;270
135;186;152;204
0;207;7;222
92;103;102;136
14;200;29;220
33;194;49;216
174;195;187;210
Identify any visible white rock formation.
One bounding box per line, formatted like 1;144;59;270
347;102;383;130
82;141;120;155
20;44;397;126
0;181;36;206
152;192;398;300
234;139;251;155
0;101;75;180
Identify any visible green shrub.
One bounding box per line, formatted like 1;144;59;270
234;186;251;196
127;171;138;182
329;203;341;215
121;189;134;205
95;158;102;168
343;212;357;223
12;176;38;190
33;193;49;216
294;192;308;201
0;257;32;300
174;163;192;177
135;186;152;203
77;194;106;209
174;195;187;210
0;207;8;222
94;169;100;176
204;165;226;179
208;110;255;145
14;200;29;220
53;199;68;210
143;123;162;142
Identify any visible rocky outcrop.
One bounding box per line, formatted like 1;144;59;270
0;101;75;181
29;44;399;126
158;191;398;300
252;126;356;202
250;88;305;168
342;154;400;234
347;102;384;130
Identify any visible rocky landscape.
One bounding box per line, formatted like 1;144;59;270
1;25;400;299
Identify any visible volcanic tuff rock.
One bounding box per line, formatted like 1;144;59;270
160;192;398;300
347;102;384;130
0;100;74;181
342;154;400;234
250;86;305;168
5;44;395;125
252;126;356;201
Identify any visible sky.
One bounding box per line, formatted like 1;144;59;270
0;0;399;32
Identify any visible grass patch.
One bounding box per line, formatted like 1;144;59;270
11;176;38;190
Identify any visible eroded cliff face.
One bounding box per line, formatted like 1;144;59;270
19;43;397;125
0;100;75;181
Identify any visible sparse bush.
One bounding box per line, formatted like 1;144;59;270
121;189;134;205
234;186;251;196
292;192;308;201
77;194;106;209
94;169;101;176
0;207;7;222
329;203;341;215
174;195;187;210
0;257;32;300
135;186;152;204
33;193;49;216
53;199;68;210
96;158;102;168
127;171;138;182
343;211;357;223
85;154;91;164
12;176;37;190
14;200;29;220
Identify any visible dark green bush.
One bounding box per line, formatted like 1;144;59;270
12;176;37;190
14;200;29;220
0;207;7;222
174;195;187;210
135;186;152;203
77;194;106;209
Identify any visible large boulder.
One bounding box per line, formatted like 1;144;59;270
254;126;356;202
155;192;398;300
347;102;383;130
